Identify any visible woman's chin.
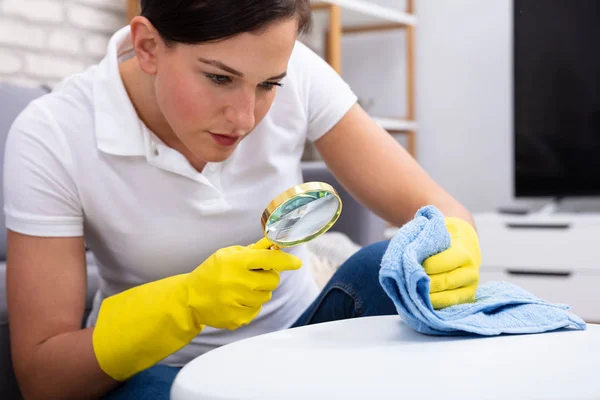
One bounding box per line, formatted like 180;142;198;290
195;146;237;163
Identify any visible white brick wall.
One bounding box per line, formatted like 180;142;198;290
0;0;128;88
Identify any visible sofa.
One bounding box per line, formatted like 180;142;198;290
0;82;386;399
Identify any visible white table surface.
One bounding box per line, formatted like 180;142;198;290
170;315;600;400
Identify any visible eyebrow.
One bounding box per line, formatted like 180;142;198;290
198;57;287;81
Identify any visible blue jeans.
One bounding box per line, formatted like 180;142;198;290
103;240;395;399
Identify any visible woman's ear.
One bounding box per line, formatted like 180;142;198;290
129;16;161;75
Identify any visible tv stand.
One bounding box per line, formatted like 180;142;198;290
474;206;600;323
531;197;600;215
497;197;600;220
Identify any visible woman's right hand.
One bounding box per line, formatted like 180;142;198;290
93;237;302;382
187;238;302;330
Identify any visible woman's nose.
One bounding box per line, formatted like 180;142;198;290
224;90;256;134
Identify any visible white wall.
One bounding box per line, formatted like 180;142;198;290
415;0;513;213
334;0;514;213
0;0;126;88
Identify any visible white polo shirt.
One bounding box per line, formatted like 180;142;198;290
3;26;357;366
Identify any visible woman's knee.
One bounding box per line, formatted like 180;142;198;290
332;240;396;316
336;240;391;281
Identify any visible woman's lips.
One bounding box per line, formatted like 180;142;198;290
208;132;239;147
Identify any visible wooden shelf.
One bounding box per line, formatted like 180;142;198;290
125;0;416;31
311;0;417;31
309;0;417;157
373;117;417;157
372;117;418;133
127;0;139;22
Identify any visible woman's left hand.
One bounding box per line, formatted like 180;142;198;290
423;217;482;309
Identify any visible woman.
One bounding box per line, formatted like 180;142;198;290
5;0;481;398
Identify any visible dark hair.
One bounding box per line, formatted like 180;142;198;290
140;0;312;45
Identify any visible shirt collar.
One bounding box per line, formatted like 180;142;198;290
93;26;146;156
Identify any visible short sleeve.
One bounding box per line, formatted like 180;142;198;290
4;102;84;237
292;42;358;142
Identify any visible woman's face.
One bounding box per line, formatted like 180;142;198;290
152;18;298;163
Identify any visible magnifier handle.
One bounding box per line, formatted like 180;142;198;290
249;238;280;271
250;237;280;251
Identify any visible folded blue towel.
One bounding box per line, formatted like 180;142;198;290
379;205;586;336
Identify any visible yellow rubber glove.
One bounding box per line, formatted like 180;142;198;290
92;238;300;381
422;217;481;309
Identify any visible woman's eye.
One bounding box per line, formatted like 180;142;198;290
259;82;283;92
205;73;232;85
205;73;282;91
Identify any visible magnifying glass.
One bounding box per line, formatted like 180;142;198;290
259;182;342;250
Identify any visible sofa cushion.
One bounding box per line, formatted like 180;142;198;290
0;261;7;326
0;83;49;261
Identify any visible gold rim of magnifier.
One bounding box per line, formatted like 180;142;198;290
261;182;342;248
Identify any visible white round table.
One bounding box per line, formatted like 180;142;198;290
170;316;600;400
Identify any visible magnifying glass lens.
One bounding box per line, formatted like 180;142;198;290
262;184;342;248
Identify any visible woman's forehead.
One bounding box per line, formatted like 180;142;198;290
180;20;297;76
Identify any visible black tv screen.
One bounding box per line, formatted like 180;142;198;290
514;0;600;197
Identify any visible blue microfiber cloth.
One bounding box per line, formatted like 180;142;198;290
379;205;586;336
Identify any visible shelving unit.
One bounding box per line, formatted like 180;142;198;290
126;0;138;22
309;0;418;157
